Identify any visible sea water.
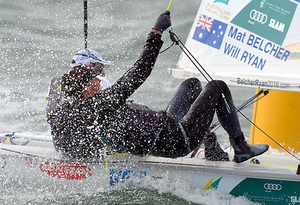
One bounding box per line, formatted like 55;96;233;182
0;0;258;204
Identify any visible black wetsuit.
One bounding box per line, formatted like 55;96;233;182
47;32;242;159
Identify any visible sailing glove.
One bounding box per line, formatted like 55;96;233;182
153;11;171;33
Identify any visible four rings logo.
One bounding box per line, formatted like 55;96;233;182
264;183;282;191
250;9;268;24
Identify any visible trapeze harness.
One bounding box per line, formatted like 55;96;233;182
148;123;191;155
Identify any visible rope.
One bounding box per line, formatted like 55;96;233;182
169;30;300;162
210;89;268;131
167;0;173;11
169;31;232;113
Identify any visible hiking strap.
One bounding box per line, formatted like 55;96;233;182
148;122;191;155
148;128;163;155
178;122;192;153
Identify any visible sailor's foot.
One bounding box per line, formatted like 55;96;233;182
230;134;269;163
204;132;229;162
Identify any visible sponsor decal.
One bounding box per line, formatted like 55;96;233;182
0;157;6;168
231;0;297;45
230;178;300;204
260;0;267;8
25;157;40;168
205;2;231;20
236;77;290;89
0;138;7;143
290;196;300;203
151;176;163;180
40;161;93;180
264;183;282;191
213;0;229;5
269;18;285;32
109;168;146;187
193;14;228;49
250;9;268;24
224;25;291;70
204;177;222;190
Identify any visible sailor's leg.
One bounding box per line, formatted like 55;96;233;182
181;80;225;150
203;81;239;161
213;81;269;163
166;77;202;120
149;78;202;158
167;79;227;160
214;81;242;138
183;80;268;163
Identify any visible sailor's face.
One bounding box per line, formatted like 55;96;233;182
95;63;105;77
100;69;105;77
86;62;105;77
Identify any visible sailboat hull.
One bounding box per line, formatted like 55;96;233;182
0;135;299;204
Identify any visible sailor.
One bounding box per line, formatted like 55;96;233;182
46;11;269;163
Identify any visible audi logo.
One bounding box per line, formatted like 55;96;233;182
264;183;282;191
250;9;268;24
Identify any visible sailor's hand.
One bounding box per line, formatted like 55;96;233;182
153;11;171;33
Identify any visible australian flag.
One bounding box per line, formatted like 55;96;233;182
193;14;228;50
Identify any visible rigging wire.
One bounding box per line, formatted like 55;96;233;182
239;104;300;161
210;89;268;132
169;31;232;113
161;0;174;54
168;30;300;162
84;0;88;49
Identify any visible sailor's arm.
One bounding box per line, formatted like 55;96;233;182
104;11;171;101
113;31;163;96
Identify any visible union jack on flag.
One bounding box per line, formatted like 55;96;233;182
193;14;228;50
196;14;214;32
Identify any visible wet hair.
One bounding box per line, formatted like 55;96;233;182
61;66;86;99
61;63;105;99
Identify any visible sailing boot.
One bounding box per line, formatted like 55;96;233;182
204;132;229;161
230;133;269;163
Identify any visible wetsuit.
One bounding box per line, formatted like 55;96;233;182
47;32;242;159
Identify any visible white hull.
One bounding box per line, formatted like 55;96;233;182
1;134;300;204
